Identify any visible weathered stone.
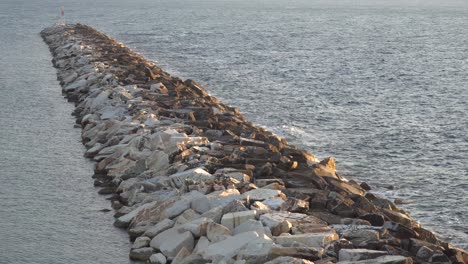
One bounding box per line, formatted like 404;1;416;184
114;200;158;228
222;199;249;214
280;197;309;213
264;256;314;264
242;189;283;201
233;219;265;236
172;247;191;264
169;167;215;188
271;246;324;261
336;255;413;264
200;206;224;223
191;189;242;213
338;249;388;261
179;217;213;238
342;229;380;241
408;238;444;256
129;247;154;261
259;213;292;236
202;231;260;260
260;212;327;236
132;236;151;249
150;228;195;258
193;236;211;254
206;222;232;242
161;191;205;220
221;210;257;230
263;197;285;210
416;246;433;261
383;221;418;239
143;218;175;238
359;214;385;226
149;253;167;264
274;232;339;248
251;201;270;210
175;209;201;225
236;234;274;263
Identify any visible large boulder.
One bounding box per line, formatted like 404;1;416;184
150;228;195;258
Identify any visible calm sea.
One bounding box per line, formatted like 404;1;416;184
0;0;466;262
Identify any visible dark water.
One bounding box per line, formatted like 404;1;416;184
0;0;466;262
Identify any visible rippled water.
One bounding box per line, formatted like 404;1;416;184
91;0;468;247
0;1;132;263
0;1;466;262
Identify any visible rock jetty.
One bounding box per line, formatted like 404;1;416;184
40;24;467;264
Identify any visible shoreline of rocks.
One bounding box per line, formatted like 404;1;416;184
40;24;467;264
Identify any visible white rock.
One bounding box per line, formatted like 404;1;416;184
242;189;282;201
202;231;260;260
221;210;257;230
274;232;339;248
233;219;266;236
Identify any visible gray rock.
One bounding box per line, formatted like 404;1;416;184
264;256;314;264
339;249;388;261
236;234;274;263
207;222;232;242
179;217;213;238
143;218;175;238
193;236;211;254
132;236;151;249
191;189;242;214
202;231;260;260
129;247;154;261
175;209;201;225
114;201;158;228
172;247;191;264
150;228;195;258
149;253;167;264
336;255;413;264
200;206;224;223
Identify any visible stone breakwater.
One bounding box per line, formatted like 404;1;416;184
40;24;467;264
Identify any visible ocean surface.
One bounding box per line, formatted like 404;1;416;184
0;0;467;263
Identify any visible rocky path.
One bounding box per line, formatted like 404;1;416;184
40;24;467;264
